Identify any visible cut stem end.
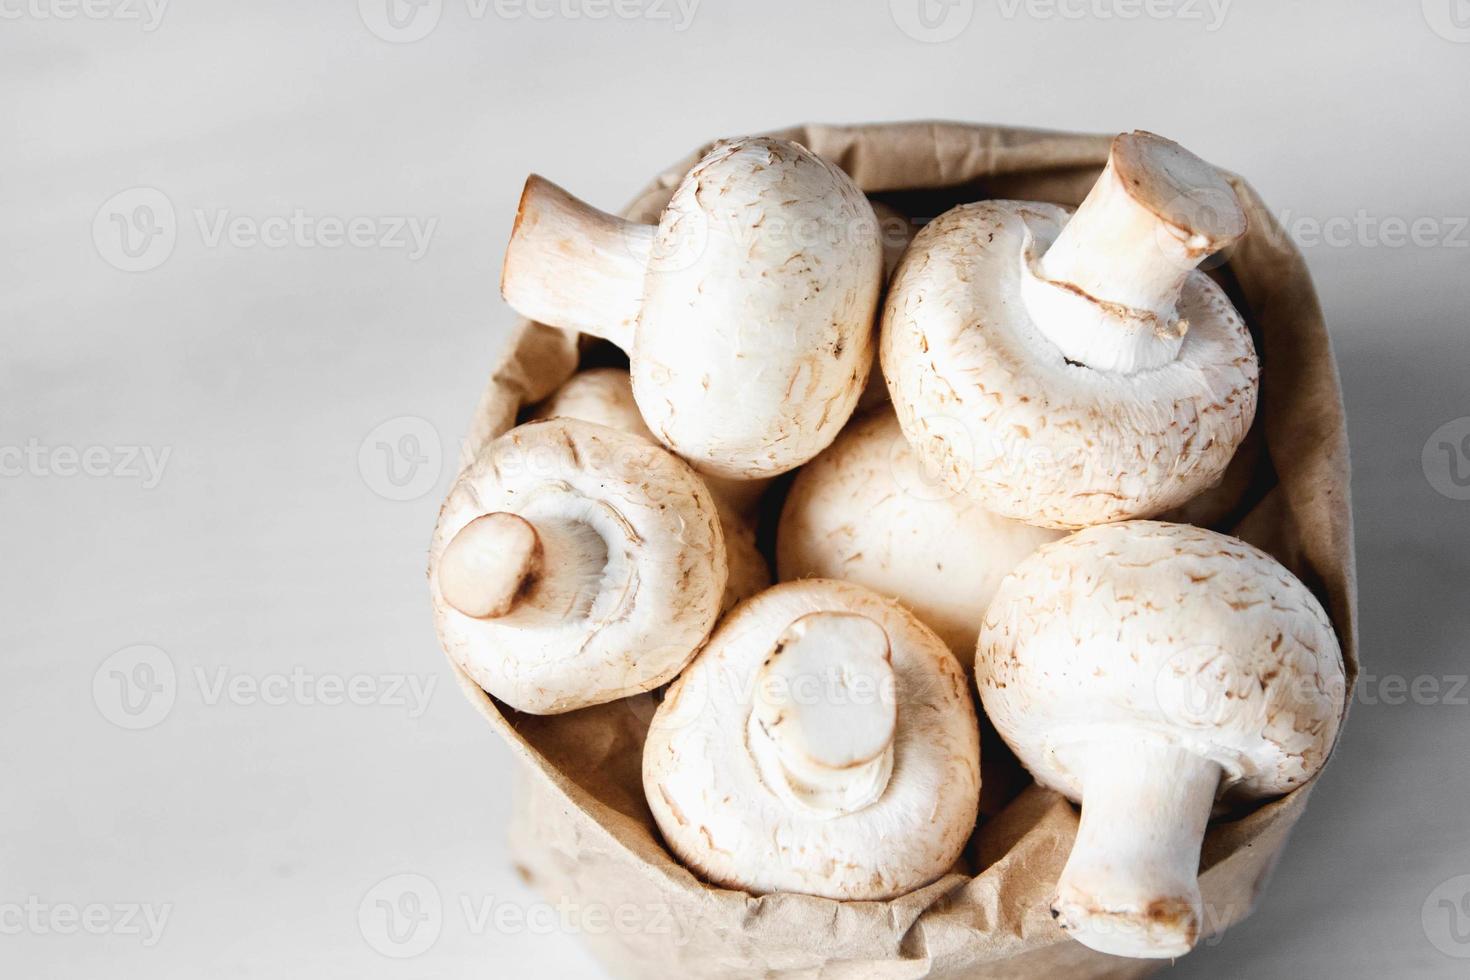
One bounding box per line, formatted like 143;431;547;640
748;612;897;817
440;513;542;620
1024;131;1247;374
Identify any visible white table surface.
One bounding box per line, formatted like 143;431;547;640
5;1;1469;976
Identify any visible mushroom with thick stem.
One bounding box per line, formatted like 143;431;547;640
502;136;884;480
776;407;1062;662
430;418;727;715
882;131;1258;529
530;367;770;611
644;579;980;901
976;521;1346;959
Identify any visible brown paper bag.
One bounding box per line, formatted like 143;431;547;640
440;121;1358;978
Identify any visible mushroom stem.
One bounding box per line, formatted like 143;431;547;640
1052;741;1222;959
748;612;897;817
1023;131;1247;373
439;512;608;625
501;175;653;350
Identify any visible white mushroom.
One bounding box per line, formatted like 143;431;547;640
882;131;1258;529
976;521;1346;958
531;367;770;611
644;579;979;900
429;418;726;714
501;136;883;479
776;407;1061;661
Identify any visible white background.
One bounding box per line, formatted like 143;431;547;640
4;1;1469;976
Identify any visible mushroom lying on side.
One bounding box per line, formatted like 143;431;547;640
882;131;1258;529
644;579;980;900
776;407;1061;662
976;521;1346;958
531;367;770;611
502;136;883;479
430;418;726;715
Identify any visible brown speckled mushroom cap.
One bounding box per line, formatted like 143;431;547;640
881;132;1258;529
976;520;1345;958
430;418;726;715
503;136;883;480
777;408;1061;661
643;579;980;901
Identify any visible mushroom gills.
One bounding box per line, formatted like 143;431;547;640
529;367;771;611
440;511;609;627
430;418;727;714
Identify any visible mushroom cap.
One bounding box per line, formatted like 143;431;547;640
532;366;657;443
430;418;726;714
881;200;1258;529
643;579;980;901
976;521;1346;802
531;367;771;611
777;408;1062;659
632;136;883;480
